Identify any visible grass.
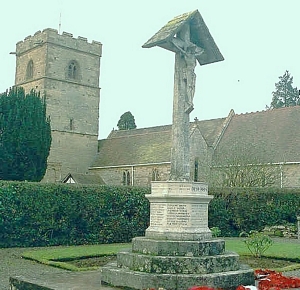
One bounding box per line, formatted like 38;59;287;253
21;238;300;272
22;243;131;271
225;238;300;271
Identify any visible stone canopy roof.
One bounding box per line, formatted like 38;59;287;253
214;106;300;164
142;9;224;65
91;118;226;168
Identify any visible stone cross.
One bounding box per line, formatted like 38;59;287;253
143;10;224;181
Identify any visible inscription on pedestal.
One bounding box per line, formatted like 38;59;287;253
151;182;208;195
150;202;207;228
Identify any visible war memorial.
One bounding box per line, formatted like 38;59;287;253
101;9;254;290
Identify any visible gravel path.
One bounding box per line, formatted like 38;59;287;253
1;240;300;290
0;247;66;290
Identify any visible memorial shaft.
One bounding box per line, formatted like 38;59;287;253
170;53;192;181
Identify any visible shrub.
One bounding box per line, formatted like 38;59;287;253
210;227;221;237
208;187;300;236
243;230;273;258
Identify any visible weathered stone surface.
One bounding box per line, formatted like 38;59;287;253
10;271;113;290
101;262;254;290
14;28;102;182
101;10;252;290
132;237;225;256
142;10;224;66
145;181;213;241
117;250;240;274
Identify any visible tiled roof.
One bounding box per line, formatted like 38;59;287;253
215;106;300;163
91;119;226;168
62;173;105;184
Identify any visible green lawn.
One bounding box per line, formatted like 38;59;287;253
22;238;300;272
22;243;131;271
225;238;300;260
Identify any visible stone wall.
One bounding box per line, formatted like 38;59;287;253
44;131;98;182
190;124;211;182
90;164;171;186
282;163;300;188
14;28;102;182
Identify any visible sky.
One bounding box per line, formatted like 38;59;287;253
1;0;300;139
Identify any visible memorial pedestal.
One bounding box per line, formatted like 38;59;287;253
145;181;213;241
101;181;254;290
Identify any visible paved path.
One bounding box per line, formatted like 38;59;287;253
1;241;300;290
0;247;119;290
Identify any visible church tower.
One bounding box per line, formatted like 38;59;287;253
14;28;102;182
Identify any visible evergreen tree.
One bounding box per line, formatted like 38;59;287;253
0;87;51;181
117;111;137;130
269;70;299;109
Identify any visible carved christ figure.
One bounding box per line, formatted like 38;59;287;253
143;10;224;181
170;23;204;114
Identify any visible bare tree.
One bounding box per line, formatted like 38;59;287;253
210;146;280;187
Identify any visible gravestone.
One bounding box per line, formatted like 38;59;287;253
101;10;254;290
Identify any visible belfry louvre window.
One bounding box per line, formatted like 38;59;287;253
26;60;34;79
67;61;79;79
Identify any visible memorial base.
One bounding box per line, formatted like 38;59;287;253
101;237;254;290
101;181;254;289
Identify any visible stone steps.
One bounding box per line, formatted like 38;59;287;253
101;237;255;290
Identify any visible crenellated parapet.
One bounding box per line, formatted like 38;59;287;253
16;28;102;56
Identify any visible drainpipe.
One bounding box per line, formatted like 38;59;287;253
280;164;283;188
297;216;300;240
131;166;134;186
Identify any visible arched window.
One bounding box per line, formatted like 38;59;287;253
152;168;160;181
67;60;79;80
26;60;34;79
194;158;199;182
69;118;74;131
122;170;131;185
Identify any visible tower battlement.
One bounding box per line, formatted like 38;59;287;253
16;28;102;56
14;28;102;182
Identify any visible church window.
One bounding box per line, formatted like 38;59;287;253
26;60;34;79
122;170;131;186
194;158;199;182
67;60;79;80
69;118;74;130
152;168;160;181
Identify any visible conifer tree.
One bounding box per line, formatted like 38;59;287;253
0;87;51;181
269;70;299;109
117;111;137;130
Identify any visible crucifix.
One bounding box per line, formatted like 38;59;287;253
143;10;224;181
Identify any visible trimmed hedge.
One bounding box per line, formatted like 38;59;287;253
1;182;299;247
0;181;150;247
208;187;300;237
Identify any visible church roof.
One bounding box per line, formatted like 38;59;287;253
215;106;300;164
62;173;105;184
142;9;224;65
91;118;226;168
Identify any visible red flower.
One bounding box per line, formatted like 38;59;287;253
255;269;300;290
188;287;217;290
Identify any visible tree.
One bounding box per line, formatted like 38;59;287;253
0;87;51;181
269;70;299;109
117;111;137;130
210;145;280;187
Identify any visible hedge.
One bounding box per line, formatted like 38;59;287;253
208;187;300;236
0;181;150;247
0;182;299;247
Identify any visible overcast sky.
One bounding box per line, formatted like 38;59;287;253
1;1;300;139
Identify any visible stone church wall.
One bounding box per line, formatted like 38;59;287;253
90;164;170;186
44;131;98;182
14;28;102;183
